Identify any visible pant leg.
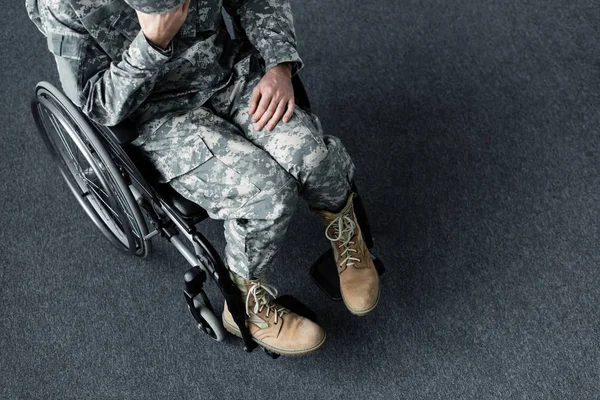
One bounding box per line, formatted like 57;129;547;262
210;54;356;212
146;105;298;280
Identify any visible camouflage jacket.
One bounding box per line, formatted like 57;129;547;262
25;0;303;127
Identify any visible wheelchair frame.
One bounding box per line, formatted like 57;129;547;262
31;81;268;352
31;77;384;358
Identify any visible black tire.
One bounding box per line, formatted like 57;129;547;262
192;293;227;342
31;82;150;257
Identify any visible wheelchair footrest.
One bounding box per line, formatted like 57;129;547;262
273;295;318;323
309;248;385;301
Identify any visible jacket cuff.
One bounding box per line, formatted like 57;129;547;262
262;42;304;76
147;38;174;57
124;31;172;70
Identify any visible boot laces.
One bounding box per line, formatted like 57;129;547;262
246;281;288;325
325;213;362;270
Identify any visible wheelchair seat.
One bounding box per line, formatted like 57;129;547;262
154;182;209;220
105;118;138;145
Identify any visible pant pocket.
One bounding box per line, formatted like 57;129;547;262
134;110;217;182
168;156;262;219
137;135;214;183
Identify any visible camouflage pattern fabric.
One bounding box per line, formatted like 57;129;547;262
168;54;356;279
123;0;186;14
26;0;356;279
26;0;303;126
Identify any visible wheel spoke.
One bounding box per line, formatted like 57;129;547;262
88;183;121;221
110;184;139;236
48;112;80;172
96;150;143;241
100;171;139;235
34;91;147;255
85;145;140;242
88;194;126;239
82;172;109;199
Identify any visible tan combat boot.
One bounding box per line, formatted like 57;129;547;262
316;193;380;316
222;274;326;356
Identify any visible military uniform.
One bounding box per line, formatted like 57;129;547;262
27;0;356;279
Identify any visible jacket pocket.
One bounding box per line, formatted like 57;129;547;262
46;31;86;106
111;9;142;42
197;0;222;32
81;2;137;60
178;0;197;38
46;31;85;59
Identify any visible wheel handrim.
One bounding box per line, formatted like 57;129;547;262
33;90;147;256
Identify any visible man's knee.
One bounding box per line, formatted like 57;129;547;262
265;110;329;181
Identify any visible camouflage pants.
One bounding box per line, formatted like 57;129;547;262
140;54;355;279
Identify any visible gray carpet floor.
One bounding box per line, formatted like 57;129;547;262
2;0;600;399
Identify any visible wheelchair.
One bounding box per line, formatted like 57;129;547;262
30;77;384;359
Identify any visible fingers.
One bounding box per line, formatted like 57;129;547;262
249;88;261;116
248;76;295;131
254;98;276;131
181;0;191;12
251;89;271;124
265;101;289;131
283;99;295;123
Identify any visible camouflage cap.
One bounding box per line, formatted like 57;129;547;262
124;0;186;14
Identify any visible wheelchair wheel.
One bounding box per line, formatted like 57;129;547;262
31;82;149;257
192;293;227;342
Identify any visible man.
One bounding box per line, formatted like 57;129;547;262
26;0;380;356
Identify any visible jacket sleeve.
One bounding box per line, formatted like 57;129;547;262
41;3;172;126
226;0;304;75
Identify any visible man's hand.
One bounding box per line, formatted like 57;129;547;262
249;63;295;132
135;0;191;49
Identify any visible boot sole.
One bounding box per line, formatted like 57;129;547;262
222;316;327;356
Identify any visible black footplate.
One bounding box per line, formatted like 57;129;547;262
310;248;385;301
